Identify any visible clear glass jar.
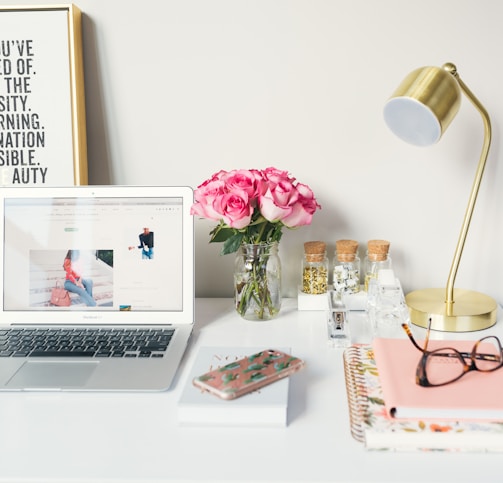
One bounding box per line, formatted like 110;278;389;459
332;239;360;294
364;239;391;291
301;241;328;295
234;242;282;321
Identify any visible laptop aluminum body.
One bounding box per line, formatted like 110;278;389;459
0;185;194;391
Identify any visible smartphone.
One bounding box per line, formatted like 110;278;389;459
192;349;305;400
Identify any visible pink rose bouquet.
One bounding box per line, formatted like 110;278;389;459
191;167;321;319
191;167;321;255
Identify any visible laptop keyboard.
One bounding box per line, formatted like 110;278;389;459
0;327;174;358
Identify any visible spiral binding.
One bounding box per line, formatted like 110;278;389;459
343;345;370;443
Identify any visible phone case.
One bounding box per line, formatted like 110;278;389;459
192;349;305;400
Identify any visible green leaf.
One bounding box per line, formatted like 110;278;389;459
221;233;244;255
222;372;239;384
244;372;267;384
243;364;266;373
209;225;235;243
219;362;240;371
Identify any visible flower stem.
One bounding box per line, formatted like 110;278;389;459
235;242;280;320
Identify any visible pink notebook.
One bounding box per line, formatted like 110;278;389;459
372;337;503;421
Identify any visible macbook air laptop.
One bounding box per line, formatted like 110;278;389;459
0;185;194;391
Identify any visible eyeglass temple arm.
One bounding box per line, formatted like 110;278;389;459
401;323;426;352
401;324;502;365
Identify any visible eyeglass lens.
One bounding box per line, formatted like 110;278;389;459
425;348;466;386
425;337;502;386
474;336;503;371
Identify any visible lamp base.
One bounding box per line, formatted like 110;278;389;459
405;288;498;332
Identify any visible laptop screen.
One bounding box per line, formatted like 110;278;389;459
0;186;194;325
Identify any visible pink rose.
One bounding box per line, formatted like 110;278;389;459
223;169;263;202
262;168;294;191
259;179;299;223
281;182;321;227
191;167;320;233
262;167;294;186
212;188;252;229
190;178;227;221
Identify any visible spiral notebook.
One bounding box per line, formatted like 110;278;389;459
343;344;503;452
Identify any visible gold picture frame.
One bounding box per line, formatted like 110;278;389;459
0;4;87;186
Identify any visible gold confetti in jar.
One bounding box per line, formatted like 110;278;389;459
364;239;392;291
333;239;360;294
302;241;328;294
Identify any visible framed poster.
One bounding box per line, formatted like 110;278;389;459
0;4;88;186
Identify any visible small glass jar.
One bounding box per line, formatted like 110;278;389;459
364;239;391;291
332;239;360;294
301;241;328;294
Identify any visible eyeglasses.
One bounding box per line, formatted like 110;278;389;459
401;319;503;387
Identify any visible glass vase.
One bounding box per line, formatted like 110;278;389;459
234;242;282;321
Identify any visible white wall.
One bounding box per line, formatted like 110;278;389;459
7;0;503;302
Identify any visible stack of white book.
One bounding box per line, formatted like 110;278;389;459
178;346;291;427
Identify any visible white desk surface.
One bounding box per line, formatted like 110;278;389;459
0;298;501;483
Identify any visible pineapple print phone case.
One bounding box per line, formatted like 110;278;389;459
192;349;305;400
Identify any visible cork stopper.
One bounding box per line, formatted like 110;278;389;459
304;241;326;262
335;239;358;262
367;239;390;262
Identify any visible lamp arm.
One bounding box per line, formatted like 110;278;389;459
444;64;492;309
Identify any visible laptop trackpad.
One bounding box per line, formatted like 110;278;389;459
6;361;98;389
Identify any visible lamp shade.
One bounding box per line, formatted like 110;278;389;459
383;66;462;146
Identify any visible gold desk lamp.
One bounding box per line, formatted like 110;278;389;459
383;62;497;332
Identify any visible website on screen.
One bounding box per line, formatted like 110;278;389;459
3;197;184;311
